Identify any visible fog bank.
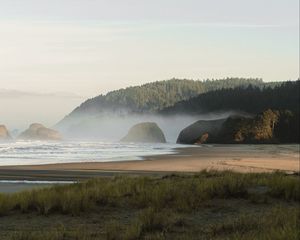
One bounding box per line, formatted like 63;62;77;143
56;111;240;143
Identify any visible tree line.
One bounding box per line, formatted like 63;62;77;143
161;81;299;115
68;78;278;117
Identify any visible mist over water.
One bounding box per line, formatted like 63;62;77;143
0;112;241;166
57;111;239;142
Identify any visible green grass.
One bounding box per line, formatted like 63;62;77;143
1;170;299;216
209;206;300;240
0;170;299;239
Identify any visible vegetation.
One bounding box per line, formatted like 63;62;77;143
56;78;299;144
0;171;299;239
167;81;300;144
60;78;270;120
162;80;299;115
218;109;299;143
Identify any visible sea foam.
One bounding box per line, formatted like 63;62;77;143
0;140;185;166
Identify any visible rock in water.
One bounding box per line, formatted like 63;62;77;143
121;122;166;143
18;123;62;141
0;125;11;141
177;119;225;144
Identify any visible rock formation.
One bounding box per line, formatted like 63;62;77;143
0;125;11;141
18;123;62;141
176;119;226;144
218;110;280;143
177;110;288;144
121;122;166;143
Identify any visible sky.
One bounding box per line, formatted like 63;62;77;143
0;0;299;129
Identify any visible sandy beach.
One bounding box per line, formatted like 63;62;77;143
0;145;299;183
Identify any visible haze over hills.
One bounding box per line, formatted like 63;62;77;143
0;1;299;238
58;78;271;123
55;78;287;141
161;80;299;144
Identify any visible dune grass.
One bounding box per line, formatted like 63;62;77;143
207;206;300;240
1;170;299;216
0;170;299;239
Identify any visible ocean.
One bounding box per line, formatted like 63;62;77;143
0;140;184;166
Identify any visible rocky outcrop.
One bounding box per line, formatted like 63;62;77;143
121;122;166;143
177;110;291;144
18;123;62;141
0;125;11;141
176;119;226;144
218;110;280;143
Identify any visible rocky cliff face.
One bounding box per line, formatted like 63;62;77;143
218;110;280;144
121;122;166;143
0;125;11;141
176;119;225;144
177;110;294;144
18;123;62;141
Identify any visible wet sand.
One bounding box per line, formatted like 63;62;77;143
0;145;299;183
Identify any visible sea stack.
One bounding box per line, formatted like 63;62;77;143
177;119;225;144
18;123;62;141
121;122;166;143
0;125;11;141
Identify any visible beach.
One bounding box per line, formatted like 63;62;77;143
0;144;299;238
0;144;299;183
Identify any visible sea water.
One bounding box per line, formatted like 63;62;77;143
0;140;184;166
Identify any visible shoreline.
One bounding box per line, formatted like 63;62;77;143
0;144;299;182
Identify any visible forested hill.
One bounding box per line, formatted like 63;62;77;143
161;80;300;115
59;78;272;122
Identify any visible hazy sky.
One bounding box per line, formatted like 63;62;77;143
0;0;299;129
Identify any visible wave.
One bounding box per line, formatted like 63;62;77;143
0;141;188;166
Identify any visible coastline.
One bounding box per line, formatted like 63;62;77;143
0;144;299;182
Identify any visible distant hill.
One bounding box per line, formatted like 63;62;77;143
161;81;299;115
55;78;288;140
57;78;272;127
